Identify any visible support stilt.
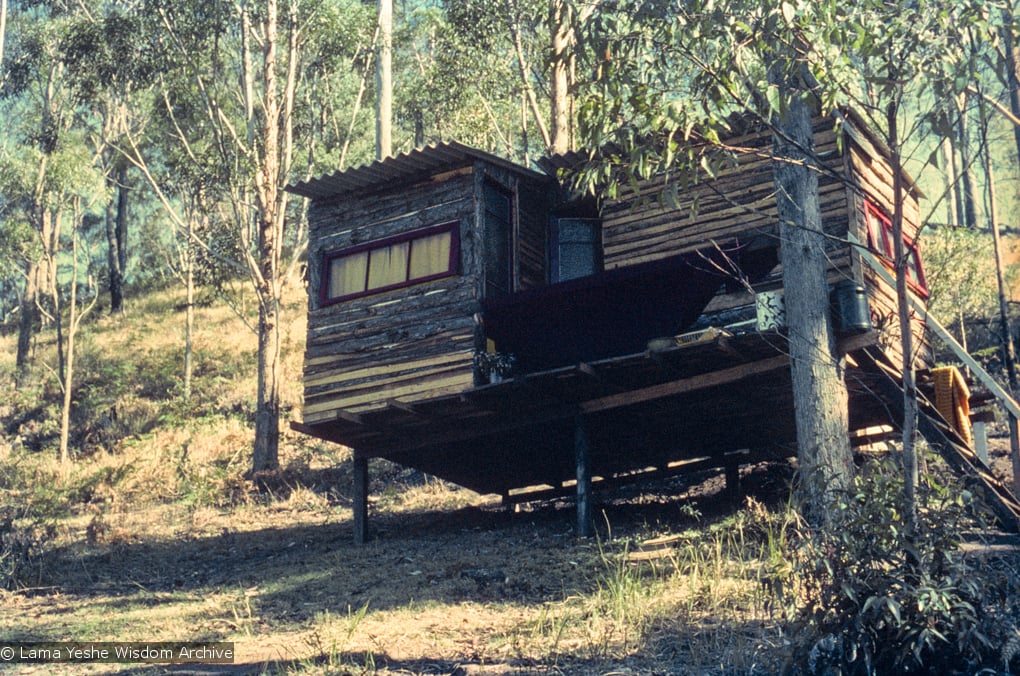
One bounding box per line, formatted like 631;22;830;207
725;461;740;498
353;454;368;545
575;414;594;538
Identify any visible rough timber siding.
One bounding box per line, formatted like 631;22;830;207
601;120;850;319
302;171;479;424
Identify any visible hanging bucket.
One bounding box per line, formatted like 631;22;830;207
830;280;872;335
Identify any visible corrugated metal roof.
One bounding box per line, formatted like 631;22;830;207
287;141;552;200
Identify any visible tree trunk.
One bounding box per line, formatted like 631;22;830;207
768;60;853;525
510;11;551;151
956;94;981;229
183;214;195;401
982;103;1018;392
59;227;81;468
0;0;7;88
1002;3;1020;206
15;259;40;386
106;164;129;314
376;0;392;160
888;102;920;536
549;0;571;154
251;0;283;473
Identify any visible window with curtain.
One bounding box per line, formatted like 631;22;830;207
321;222;459;304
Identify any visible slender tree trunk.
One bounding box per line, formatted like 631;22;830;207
549;0;571;154
957;94;981;228
768;59;853;525
376;0;392;160
983;113;1018;393
251;0;283;473
106;164;129;314
15;259;40;385
510;11;551;151
59;227;81;468
0;0;7;89
941;138;959;227
183;214;195;401
1002;3;1020;200
888;102;920;535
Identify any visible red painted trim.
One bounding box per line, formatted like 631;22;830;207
863;199;929;300
319;221;461;306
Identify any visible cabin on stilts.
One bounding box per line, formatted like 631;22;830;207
288;109;1020;542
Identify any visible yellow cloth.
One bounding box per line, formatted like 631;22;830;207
932;366;972;447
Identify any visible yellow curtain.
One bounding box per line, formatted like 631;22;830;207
367;242;410;290
408;231;452;280
329;251;368;298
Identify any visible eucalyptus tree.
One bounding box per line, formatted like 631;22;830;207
145;0;378;473
2;0;79;386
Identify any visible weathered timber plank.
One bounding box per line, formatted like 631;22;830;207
304;350;472;388
304;354;474;400
304;369;476;414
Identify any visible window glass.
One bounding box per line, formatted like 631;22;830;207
367;241;409;290
322;223;458;304
551;218;600;282
409;230;453;279
863;200;928;297
329;251;368;298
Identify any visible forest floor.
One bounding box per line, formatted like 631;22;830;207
1;456;799;676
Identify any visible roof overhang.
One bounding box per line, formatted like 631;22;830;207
286;141;553;200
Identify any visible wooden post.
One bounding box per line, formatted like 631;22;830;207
353;453;368;544
575;415;594;538
724;461;740;498
1010;415;1020;500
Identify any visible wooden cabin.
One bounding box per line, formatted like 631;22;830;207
287;111;941;541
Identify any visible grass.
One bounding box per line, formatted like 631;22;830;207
1;280;1016;674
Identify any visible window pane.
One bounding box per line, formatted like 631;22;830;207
367;241;410;290
558;219;597;244
329;251;368;298
409;230;452;280
559;243;596;280
554;218;599;282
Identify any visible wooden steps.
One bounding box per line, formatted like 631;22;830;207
858;348;1020;531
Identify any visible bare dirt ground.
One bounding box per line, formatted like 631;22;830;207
1;461;796;676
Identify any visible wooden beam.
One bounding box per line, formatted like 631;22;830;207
353;454;368;545
580;354;790;414
575;415;594;538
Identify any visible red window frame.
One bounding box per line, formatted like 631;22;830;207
863;200;928;299
320;222;460;306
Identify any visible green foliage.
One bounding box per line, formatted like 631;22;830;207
779;458;1013;675
923;226;1003;330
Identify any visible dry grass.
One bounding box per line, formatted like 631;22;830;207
0;281;792;675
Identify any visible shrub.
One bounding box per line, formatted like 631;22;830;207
779;457;1017;675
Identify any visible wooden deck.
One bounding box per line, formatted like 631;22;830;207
294;329;890;500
